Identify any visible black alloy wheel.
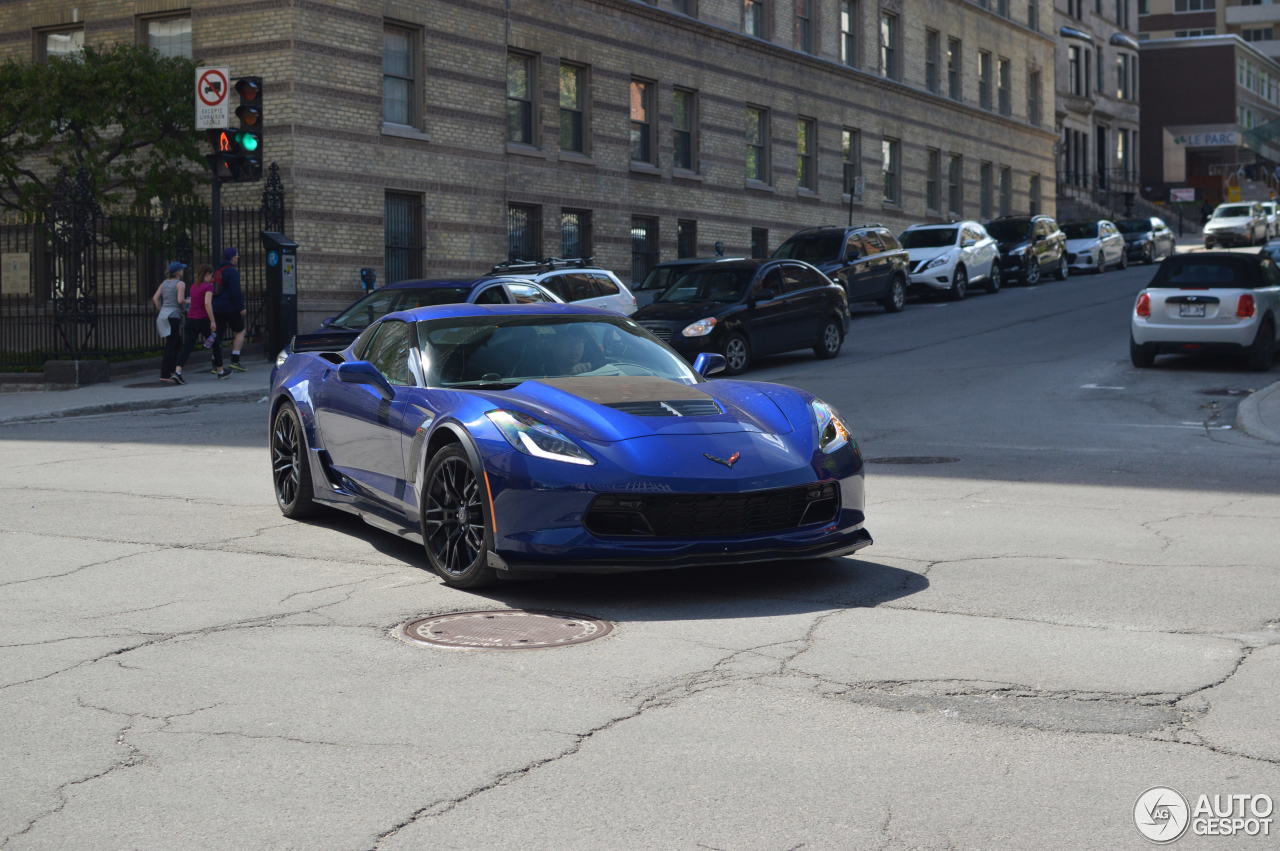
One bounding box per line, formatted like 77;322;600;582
1118;250;1129;271
271;404;318;518
813;319;843;359
949;266;968;301
882;275;907;312
1023;257;1041;286
422;444;497;588
721;333;751;375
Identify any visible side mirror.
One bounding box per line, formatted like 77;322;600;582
693;352;727;377
319;316;335;328
336;360;395;399
847;249;862;261
961;239;976;248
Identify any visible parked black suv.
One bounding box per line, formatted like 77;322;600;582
985;215;1069;285
772;224;912;312
630;258;849;375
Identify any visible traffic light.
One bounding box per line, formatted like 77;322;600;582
233;76;262;182
206;129;237;181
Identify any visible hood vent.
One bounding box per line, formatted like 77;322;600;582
606;399;723;417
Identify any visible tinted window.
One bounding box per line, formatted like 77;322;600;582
592;273;620;296
1061;223;1096;239
780;265;806;293
877;230;901;251
1115;219;1151;234
1215;205;1253;218
550;273;597;302
794;264;826;289
900;228;957;248
637;265;684;292
365;320;415;386
986;219;1030;242
1150;256;1270;289
474;285;509;304
862;232;886;253
658;267;754;303
753;268;784;298
507;283;551;304
773;232;844;263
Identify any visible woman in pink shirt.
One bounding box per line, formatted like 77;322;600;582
174;264;229;380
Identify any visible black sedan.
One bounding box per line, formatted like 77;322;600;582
1115;217;1177;264
630;259;848;375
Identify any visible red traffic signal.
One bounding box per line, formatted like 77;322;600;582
234;78;260;102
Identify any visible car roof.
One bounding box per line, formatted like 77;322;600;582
904;221;970;230
387;302;614;323
788;224;885;236
653;256;746;268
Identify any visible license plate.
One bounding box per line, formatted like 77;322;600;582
1179;303;1206;317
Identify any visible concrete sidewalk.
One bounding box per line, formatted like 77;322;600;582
1238;378;1280;444
0;367;268;425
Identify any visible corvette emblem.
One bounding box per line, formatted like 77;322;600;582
704;451;741;469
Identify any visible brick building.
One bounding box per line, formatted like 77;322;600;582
1;0;1057;320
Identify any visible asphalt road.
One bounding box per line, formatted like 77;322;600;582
2;260;1278;850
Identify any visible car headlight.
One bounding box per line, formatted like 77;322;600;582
1010;244;1028;256
810;399;852;454
682;317;717;337
923;253;952;271
486;409;595;465
275;348;290;367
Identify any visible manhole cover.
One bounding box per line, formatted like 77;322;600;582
864;456;961;465
401;610;613;650
1199;387;1253;397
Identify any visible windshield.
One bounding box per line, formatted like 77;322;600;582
655;268;753;304
332;287;472;330
1115;219;1151;234
417;315;699;388
637;265;686;292
986;220;1031;242
1149;256;1267;289
899;228;958;249
1214;205;1252;218
1061;223;1096;240
772;233;843;263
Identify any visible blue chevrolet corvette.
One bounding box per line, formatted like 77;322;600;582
268;303;872;588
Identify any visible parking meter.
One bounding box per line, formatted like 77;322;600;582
261;231;298;361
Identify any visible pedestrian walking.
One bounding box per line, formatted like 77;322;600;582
175;264;230;381
153;261;186;384
213;246;248;372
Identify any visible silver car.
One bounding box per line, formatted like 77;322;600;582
490;258;639;315
899;221;1002;300
1130;252;1279;370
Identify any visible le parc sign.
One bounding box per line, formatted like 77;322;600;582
1172;130;1240;148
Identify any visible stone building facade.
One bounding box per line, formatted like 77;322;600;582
1;0;1057;317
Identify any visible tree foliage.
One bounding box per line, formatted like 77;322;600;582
0;44;203;214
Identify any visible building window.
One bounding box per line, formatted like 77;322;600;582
40;27;84;60
1117;0;1130;28
999;166;1012;215
630;78;655;164
1173;0;1214;11
1028;0;1039;30
797;117;817;191
797;0;814;52
840;1;858;66
947;155;963;216
879;13;900;81
1116;54;1133;99
1116;131;1131;180
751;227;769;258
383;24;416;127
1138;0;1148;12
1029;174;1041;215
842;128;862;196
560;63;587;153
746;106;769;183
385;192;423;283
1028;69;1042;125
925;29;941;93
1174;28;1214;36
508;203;542;261
1243;27;1273;41
980;162;994;219
677;219;698;258
998;0;1011;16
926;148;941;212
947;38;962;100
673;88;697;171
1096;48;1103;94
142;15;191;59
507;52;536;146
561;209;592;259
1068;45;1082;96
745;0;767;37
674;0;698;13
997;57;1011;115
631;216;659;283
978;51;993;110
882;137;900;204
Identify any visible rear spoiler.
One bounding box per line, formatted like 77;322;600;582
290;329;359;353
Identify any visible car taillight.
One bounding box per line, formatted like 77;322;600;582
1135;293;1151;317
1237;293;1256;318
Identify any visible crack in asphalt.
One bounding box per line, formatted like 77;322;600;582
0;548;162;589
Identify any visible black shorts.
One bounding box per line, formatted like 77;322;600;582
214;311;245;333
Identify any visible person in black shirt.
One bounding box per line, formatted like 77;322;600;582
212;246;248;371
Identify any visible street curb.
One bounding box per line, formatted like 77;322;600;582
0;388;266;426
1236;379;1280;445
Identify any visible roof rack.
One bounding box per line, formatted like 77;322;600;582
490;256;593;274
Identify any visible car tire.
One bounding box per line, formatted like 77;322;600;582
721;333;751;375
1130;335;1157;368
271;402;320;519
1118;250;1128;271
986;265;1002;294
1204;240;1214;250
421;444;498;589
1091;252;1104;274
1143;243;1155;265
1023;258;1041;286
882;275;907;313
948;265;968;301
1246;318;1276;372
1055;255;1070;281
813;319;843;360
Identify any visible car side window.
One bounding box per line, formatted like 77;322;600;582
474;285;509;304
592;273;620;296
862;232;885;254
550;273;596;302
1262;258;1280;288
877;230;901;251
793;264;825;289
536;275;568;301
352;323;381;360
364;320;415;386
779;265;806;293
844;234;861;260
507;283;551;304
754;268;784;298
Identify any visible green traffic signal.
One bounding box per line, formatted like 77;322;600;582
236;131;260;153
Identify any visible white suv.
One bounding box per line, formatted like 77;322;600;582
899;221;1001;300
490;259;638;315
1130;252;1279;371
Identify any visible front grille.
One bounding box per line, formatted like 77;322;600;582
606;399;722;417
639;322;673;342
585;482;840;538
